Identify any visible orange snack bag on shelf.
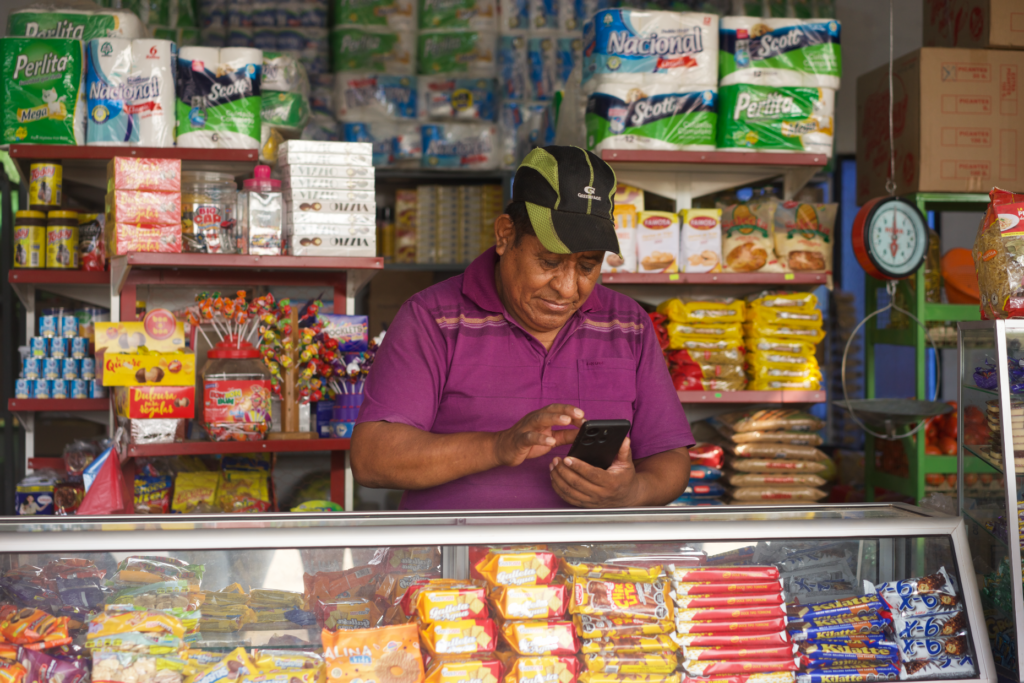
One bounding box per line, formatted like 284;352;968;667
489;584;568;620
322;623;425;683
421;619;497;656
0;609;71;649
402;581;488;624
475;552;558;587
502;656;579;683
305;565;382;605
500;620;578;656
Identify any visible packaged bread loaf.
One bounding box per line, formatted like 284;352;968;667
773;202;836;272
731;442;829;460
729;485;827;502
716;410;824;433
720;201;781;273
973;188;1024;319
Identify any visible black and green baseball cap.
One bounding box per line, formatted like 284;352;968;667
512;145;620;254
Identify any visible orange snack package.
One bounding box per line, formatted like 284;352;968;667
475;553;559;587
502;656;579;683
500;620;578;656
583;652;678;675
402;581;488;624
490;584;568;621
317;597;383;631
305;565;382;605
0;609;71;649
421;619;497;657
322;623;425;683
425;657;502;683
559;562;662;584
568;578;672;621
0;660;26;683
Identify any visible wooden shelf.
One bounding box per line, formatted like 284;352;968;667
602;272;828;285
9;399;108;412
677;390;825;404
126;438;351;458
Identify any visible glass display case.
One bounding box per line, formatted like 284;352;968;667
0;505;995;683
958;321;1024;683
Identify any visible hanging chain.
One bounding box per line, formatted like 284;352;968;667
885;0;897;196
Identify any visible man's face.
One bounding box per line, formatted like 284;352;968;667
495;218;603;336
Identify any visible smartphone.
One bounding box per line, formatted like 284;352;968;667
565;419;631;469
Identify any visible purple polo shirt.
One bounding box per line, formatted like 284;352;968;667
356;246;694;510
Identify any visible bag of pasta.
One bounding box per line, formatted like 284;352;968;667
973;188;1024;319
746;337;815;356
743;321;825;344
745;307;822;326
666;322;743;340
773;202;837;272
667;347;743;365
746;290;817;312
657;298;744;324
720;201;782;273
666;335;744;355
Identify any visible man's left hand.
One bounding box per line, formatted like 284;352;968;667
549;437;643;508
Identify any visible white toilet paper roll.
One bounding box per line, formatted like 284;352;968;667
585;79;717;152
100;9;146;38
86;37;135;146
719;17;841;89
132;38;177;147
180;45;221;71
220;46;263;70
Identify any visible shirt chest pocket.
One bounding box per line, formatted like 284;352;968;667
578;358;637;421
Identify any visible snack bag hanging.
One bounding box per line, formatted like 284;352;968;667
973;188;1024;319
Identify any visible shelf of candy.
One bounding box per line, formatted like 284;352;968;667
654;299;747;393
670;443;726;507
15;313;102;402
745;292;824;393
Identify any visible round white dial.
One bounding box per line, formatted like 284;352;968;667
867;201;927;277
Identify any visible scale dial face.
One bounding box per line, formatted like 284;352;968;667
853;197;929;280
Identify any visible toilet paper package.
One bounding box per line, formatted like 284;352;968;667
86;37;135;145
335;0;417;30
498;99;551;167
201;27;228;46
529;0;558;31
333;72;417;119
719;17;841;89
555;34;581;86
343;120;422;164
331;28;416;74
254;28;277;49
419;0;496;31
1;37;86;145
227;0;254;27
499;0;529;32
417;31;496;76
132;38;177;147
497;34;528;100
586;80;716;152
253;2;276;26
559;0;582;31
262;52;310;132
227;27;254;46
419;75;497;120
276;2;327;28
527;35;557;100
176;46;263;148
582;9;718;89
421;122;498;169
717;83;833;155
8;8;145;40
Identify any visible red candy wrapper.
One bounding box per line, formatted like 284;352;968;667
675;606;787;622
675;618;789;634
106;191;182;226
683;645;797;661
673;632;792;648
683;675;795;683
108;223;182;255
673;581;784;596
683;659;800;676
670;567;779;582
107;157;182;192
688;444;725;469
675;595;785;609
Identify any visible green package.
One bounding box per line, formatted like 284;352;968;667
7;11;123;40
0;37;85;146
417;30;494;75
586;88;717;152
330;27;415;73
717;84;833;155
335;0;416;29
419;0;494;30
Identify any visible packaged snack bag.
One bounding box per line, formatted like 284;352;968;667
490;583;568;620
720;201;780;273
573;616;673;639
503;655;579;683
172;472;220;514
568;578;672;621
773;202;836;272
426;657;502;683
560;561;662;584
973;188;1024;319
500;620;578;656
404;582;488;623
475;552;558;587
421;619;497;656
322;623;425;683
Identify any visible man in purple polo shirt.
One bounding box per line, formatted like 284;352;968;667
351;146;693;509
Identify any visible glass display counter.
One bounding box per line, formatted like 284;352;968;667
0;505;995;683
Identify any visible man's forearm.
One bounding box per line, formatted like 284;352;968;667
630;448;691;506
351;421;500;489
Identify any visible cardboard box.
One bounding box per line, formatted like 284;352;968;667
107;157;181;192
636;211;680;273
924;0;1024;49
96;317;186;353
856;48;1023;203
101;352;196;387
114;386;196;419
106;191;181;225
680;209;723;273
106;222;182;255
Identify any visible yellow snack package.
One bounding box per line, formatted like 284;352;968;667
489;583;568;620
377;573;436;607
425;657;502;683
253;649;322;671
559;561;661;584
667;336;745;353
683;300;745;323
568;577;672;621
321;623;425;683
666;322;742;339
316;597;383;631
579;636;675;654
500;620;578;656
742;321;825;343
746;307;822;327
746;291;817;312
503;656;580;683
749;364;823;382
217;471;270;513
582;653;678;675
406;582;488;624
421;619;497;656
249;589;305;609
746;351;818;369
655;299;687;323
746;337;816;356
242;670;323;683
172;472;220;514
578;674;681;683
88;610;186;639
749;378;822;391
185;647;259;683
572;616;674;640
474;552;558;587
204;583;248;604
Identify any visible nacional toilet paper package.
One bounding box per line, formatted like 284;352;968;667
717;83;833;155
421;122;499;169
330;28;416;74
419;76;497;120
131;39;177;147
335;0;417;31
343;120;422;165
176;46;263;148
333;73;417;120
586;81;716;152
497;34;528;100
527;35;557;100
720;17;841;89
419;0;496;31
86;37;135;145
583;9;718;89
8;7;145;41
0;37;86;145
417;31;496;76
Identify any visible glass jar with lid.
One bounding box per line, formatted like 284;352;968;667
200;337;272;441
182;171;238;254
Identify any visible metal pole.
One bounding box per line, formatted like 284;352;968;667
1;172;15;514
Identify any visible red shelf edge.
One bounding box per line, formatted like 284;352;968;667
601;149;827;167
9;399;110;412
28;457;66;471
127;438;351;457
121;253;384;271
8;271;111;285
9;144;259;162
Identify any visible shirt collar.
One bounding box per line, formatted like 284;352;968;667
461;246;605;315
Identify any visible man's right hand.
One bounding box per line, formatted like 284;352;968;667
493;404;585;468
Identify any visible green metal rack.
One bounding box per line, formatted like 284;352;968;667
864;193;988;502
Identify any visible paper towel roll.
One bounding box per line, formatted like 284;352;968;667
132;38;177;147
582;9;718;89
719;17;841;89
586;80;717;152
86;38;135;145
717;83;833;155
421;122;498;169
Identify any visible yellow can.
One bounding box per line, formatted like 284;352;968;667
29;162;62;210
13;210;46;269
46;210;79;269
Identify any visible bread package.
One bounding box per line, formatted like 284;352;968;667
973;188;1024;319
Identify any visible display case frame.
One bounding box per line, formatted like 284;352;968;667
958;320;1024;683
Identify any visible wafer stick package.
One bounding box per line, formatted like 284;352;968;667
561;562;663;584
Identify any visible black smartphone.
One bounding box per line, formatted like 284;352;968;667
565;419;631;469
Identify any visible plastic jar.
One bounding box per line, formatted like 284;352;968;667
182;171;238;254
46;210;79;269
13;210;46;269
200;337;272;441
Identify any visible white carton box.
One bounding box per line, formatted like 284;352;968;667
281;165;376;181
277;151;373;167
602;205;637;273
280;141;373;155
636;211;679;273
291;233;375;257
286;212;377;228
680;208;722;273
288;188;377;202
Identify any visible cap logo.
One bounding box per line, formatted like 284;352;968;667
578;186;601;201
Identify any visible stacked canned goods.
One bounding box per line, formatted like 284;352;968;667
16;313;105;401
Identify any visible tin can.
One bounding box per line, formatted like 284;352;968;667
51;379;68;399
15;379;32;399
71;379;89;399
80;358;96;380
29;337;47;358
13;211;46;269
46;210;79;269
61;359;79;380
42;358;60;380
23;358;39;380
70;337;89;359
39;315;57;338
60;316;78;338
89;380;107;399
33;379;51;399
49;338;68;359
29;162;62;211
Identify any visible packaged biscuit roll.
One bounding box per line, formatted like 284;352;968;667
890;611;966;641
682;674;795;683
672;632;792;649
584;653;678;675
579;675;681;683
794;665;900;683
673;594;785;610
683;645;797;661
560;561;662;583
669;567;779;582
674;606;787;622
871;568;960;618
490;583;568;620
683;659;800;676
791;596;885;620
501;620;578;655
798;642;899;663
671;580;784;596
403;581;489;623
896;635;968;662
426;657;503;683
575;615;674;639
788;617;889;642
675;617;789;635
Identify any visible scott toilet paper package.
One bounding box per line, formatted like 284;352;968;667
421;122;498;169
720;17;841;89
330;28;416;74
419;76;497;120
417;31;496;76
586;81;716;152
419;0;496;31
583;9;718;89
717;83;833;155
176;46;263;148
333;73;418;119
335;0;417;31
1;37;86;145
8;8;145;41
